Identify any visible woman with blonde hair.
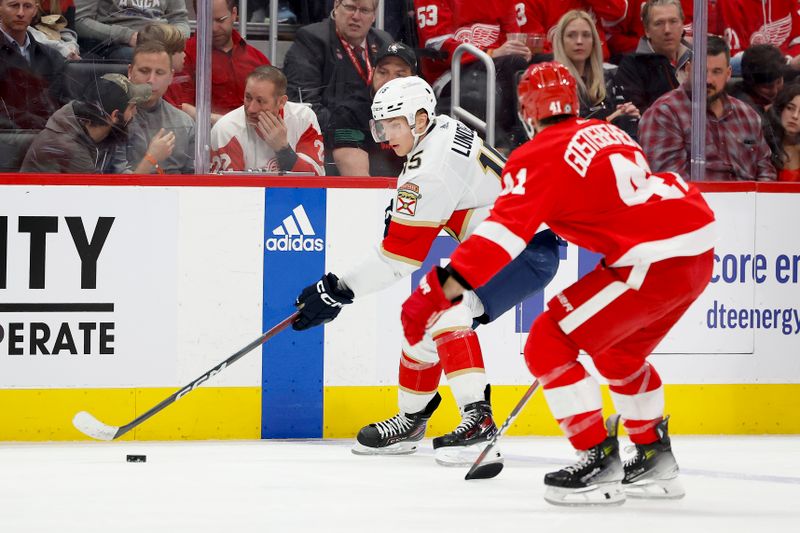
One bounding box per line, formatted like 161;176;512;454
551;10;639;133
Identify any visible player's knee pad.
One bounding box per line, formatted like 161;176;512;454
524;312;581;382
401;335;439;365
593;353;662;392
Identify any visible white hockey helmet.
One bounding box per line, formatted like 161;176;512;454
370;76;437;144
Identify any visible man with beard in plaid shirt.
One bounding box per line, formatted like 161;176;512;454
639;35;776;181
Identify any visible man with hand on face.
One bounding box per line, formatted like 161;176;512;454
209;65;325;174
126;41;194;174
20;73;173;174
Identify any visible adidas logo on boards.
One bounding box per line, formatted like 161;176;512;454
265;205;324;252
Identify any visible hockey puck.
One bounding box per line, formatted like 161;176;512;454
126;454;147;463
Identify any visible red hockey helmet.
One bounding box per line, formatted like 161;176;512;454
517;62;579;134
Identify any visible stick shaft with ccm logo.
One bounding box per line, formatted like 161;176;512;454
72;312;299;441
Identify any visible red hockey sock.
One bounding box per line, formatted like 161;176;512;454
434;329;484;376
398;352;441;394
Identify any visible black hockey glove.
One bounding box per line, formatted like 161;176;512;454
293;273;355;331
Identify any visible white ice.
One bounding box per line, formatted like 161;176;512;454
1;436;798;532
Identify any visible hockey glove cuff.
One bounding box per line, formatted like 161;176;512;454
401;266;461;345
293;273;355;331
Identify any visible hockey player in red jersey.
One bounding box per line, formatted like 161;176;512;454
400;62;716;505
293;76;561;466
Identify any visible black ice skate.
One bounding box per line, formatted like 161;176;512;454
351;393;441;456
543;415;625;507
622;416;685;499
432;398;500;467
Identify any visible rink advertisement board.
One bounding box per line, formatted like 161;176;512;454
0;186;178;388
0;177;798;440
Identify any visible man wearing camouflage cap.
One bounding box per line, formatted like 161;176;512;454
21;73;175;174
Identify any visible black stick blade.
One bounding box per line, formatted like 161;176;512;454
465;461;504;480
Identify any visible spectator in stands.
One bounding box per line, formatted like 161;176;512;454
136;22;187;108
330;41;416;176
551;10;639;137
0;0;67;129
728;44;787;115
613;0;692;115
605;0;720;61
75;0;189;60
719;0;800;69
178;0;270;125
765;83;800;181
29;0;80;60
21;73;176;173
283;0;392;153
413;0;528;149
514;0;627;60
126;42;194;173
209;65;325;175
639;36;776;181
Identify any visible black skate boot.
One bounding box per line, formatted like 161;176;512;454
432;387;500;466
543;415;625;507
622;416;685;499
351;393;441;456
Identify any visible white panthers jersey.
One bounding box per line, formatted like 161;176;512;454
341;114;506;296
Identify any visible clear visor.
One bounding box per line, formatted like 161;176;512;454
369;118;388;143
370;117;410;143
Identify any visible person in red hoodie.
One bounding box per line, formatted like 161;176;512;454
514;0;627;60
176;0;270;125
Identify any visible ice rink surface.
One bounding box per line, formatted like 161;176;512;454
1;436;798;533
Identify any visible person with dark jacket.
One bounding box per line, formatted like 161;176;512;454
0;0;67;129
613;0;692;115
282;0;392;155
21;73;174;174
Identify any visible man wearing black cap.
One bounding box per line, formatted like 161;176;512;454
21;73;175;174
331;41;417;176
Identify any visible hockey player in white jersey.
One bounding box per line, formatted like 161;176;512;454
293;76;560;465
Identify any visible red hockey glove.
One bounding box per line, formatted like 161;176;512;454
401;267;460;345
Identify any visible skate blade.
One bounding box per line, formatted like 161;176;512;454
351;440;420;456
624;476;685;499
544;481;626;507
435;442;502;467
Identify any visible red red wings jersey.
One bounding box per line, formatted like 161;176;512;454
449;118;716;288
720;0;800;57
209;102;325;175
414;0;520;84
515;0;628;59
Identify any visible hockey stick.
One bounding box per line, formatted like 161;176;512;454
73;312;299;441
464;379;540;480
